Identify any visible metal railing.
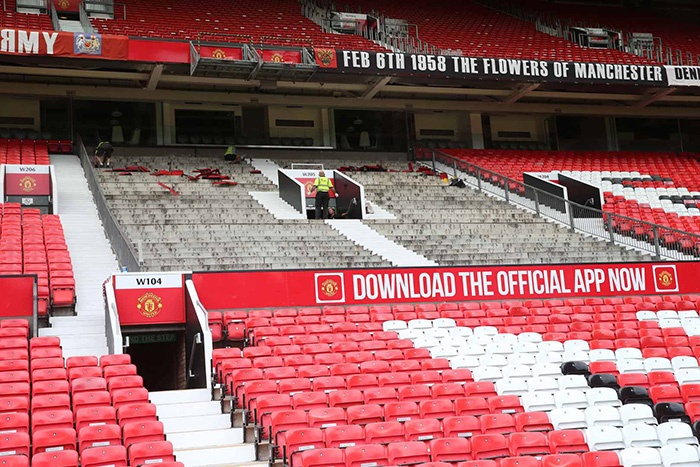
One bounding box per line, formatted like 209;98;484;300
103;276;123;355
49;1;59;31
15;0;46;10
418;147;700;262
79;2;96;34
83;0;117;18
77;135;141;272
300;0;441;55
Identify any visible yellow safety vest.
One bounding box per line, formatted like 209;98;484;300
314;177;332;193
224;146;235;155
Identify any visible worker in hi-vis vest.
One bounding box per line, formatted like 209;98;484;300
310;170;333;219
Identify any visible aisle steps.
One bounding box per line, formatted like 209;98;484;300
151;389;259;467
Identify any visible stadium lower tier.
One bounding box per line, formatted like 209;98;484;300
0;322;184;467
212;293;700;467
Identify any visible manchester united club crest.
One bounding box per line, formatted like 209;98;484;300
320;279;339;298
270;53;285;63
211;48;226;59
658;270;674;287
58;0;70;9
137;292;163;318
315;48;336;67
653;264;678;292
19;176;36;193
315;273;345;303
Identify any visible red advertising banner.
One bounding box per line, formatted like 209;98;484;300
192;261;700;310
4;165;51;196
199;45;243;61
261;49;302;64
53;0;80;12
128;39;189;63
113;273;185;326
0;275;35;318
0;28;128;61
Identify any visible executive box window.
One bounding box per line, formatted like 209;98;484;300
175;109;239;145
555;116;608;151
616;117;681;152
74;100;157;146
334;109;407;152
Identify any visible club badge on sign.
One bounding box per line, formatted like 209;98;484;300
137;292;163;318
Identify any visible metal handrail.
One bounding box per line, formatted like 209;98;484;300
420;146;700;261
49;1;60;31
79;2;96;34
76;135;141;272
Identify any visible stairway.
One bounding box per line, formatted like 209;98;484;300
150;389;260;467
57;18;85;32
39;156;119;358
326;219;438;267
249;158;280;185
250;191;306;219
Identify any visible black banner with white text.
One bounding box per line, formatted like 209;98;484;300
313;48;693;87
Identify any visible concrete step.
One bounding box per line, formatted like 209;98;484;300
50;334;107;347
157;401;222;418
62;346;109;360
174;443;256;467
150;388;212;405
162;414;232;434
40;326;105;337
49;316;104;328
167;428;243;450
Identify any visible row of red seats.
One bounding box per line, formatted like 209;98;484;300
0;206;75;314
0;333;184;467
0;0;52;31
297;441;611;467
270;408;554;451
90;0;385;51
0;139;50;165
496;0;700;64
212;294;700;340
341;0;650;63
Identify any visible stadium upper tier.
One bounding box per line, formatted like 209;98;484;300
341;0;652;63
90;0;385;51
492;0;700;62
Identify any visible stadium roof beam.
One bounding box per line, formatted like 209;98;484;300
361;76;392;100
146;64;164;91
633;87;677;108
501;82;541;105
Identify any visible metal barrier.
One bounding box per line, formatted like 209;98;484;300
103;276;123;355
79;2;96;34
419;147;700;262
77;135;141;272
49;1;59;31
